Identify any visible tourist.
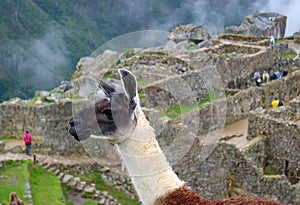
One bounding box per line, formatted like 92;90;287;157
275;70;281;78
278;99;284;107
253;71;261;86
282;67;288;77
262;71;269;84
272;98;280;108
270;36;275;45
23;131;32;155
270;70;278;81
9;192;24;205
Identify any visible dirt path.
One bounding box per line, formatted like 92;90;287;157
4;139;24;150
221;118;250;148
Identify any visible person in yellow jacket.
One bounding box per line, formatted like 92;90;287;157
272;98;279;108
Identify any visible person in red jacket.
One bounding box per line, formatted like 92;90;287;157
23;131;32;155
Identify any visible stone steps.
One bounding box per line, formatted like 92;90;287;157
37;158;122;205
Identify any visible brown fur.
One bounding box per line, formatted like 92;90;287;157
155;185;285;205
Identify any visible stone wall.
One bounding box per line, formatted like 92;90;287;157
289;96;300;120
248;107;300;184
172;141;299;204
213;33;270;46
142;43;289;110
0;100;87;156
147;68;300;139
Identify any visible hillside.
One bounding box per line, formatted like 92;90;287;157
0;0;266;102
0;0;106;102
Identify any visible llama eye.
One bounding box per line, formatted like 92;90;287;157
101;109;113;119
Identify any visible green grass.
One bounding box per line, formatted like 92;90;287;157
281;52;298;59
263;164;281;175
29;164;65;205
187;44;198;50
62;184;73;205
83;199;98;205
0;136;12;141
137;78;151;86
163;91;226;119
79;172;141;205
102;72;112;80
0;160;31;205
275;39;288;44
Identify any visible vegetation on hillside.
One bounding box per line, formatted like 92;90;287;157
0;0;264;102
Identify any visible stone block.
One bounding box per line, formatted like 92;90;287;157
0;141;5;154
61;174;73;184
83;184;96;194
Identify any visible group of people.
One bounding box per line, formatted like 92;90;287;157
253;67;288;87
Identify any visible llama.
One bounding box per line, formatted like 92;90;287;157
69;69;285;205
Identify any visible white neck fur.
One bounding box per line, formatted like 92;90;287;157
116;107;184;205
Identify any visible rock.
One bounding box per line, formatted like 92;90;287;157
67;177;80;187
197;40;214;49
164;40;177;50
0;141;5;154
175;40;189;50
226;12;287;39
61;174;73;184
81;50;118;75
293;29;300;43
226;26;240;34
83;184;96;194
75;181;86;191
9;145;24;153
168;23;211;44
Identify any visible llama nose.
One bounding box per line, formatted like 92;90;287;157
69;118;75;126
68;125;80;141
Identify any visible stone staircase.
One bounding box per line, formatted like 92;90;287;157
37;157;122;205
0;153;124;205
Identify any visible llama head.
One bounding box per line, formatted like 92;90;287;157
69;69;139;143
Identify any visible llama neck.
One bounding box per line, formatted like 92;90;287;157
117;109;184;205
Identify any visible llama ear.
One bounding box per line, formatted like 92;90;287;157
118;69;139;113
99;80;115;97
118;69;138;100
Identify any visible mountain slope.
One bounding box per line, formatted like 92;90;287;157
0;0;264;102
